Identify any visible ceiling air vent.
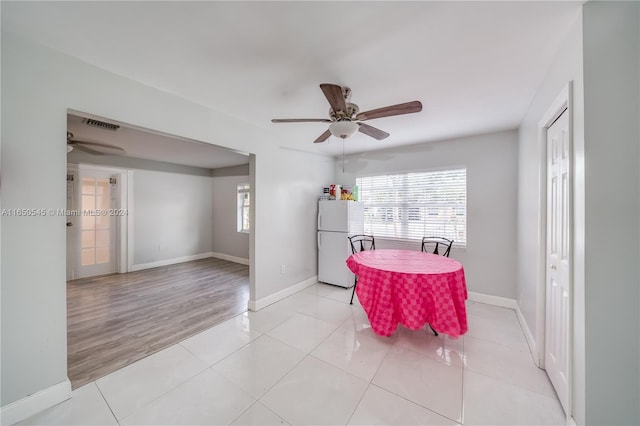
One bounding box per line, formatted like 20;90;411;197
83;118;120;131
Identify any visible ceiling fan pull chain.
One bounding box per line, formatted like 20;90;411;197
342;138;345;173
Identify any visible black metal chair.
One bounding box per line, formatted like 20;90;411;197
420;236;453;336
348;234;375;305
421;237;454;257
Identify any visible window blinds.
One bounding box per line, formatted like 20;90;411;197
356;169;466;245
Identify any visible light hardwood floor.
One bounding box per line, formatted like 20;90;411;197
67;257;249;389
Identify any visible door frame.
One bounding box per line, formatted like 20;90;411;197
67;163;133;276
536;82;573;418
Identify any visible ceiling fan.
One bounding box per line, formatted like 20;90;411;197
271;84;422;143
67;132;126;155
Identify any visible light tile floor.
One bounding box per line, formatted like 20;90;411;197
19;283;566;426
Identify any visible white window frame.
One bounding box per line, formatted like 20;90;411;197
356;168;467;246
237;184;250;233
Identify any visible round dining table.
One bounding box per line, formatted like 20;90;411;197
346;249;468;338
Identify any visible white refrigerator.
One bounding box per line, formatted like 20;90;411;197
317;200;364;288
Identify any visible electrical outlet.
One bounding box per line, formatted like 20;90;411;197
280;264;286;274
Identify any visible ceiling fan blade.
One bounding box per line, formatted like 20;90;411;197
320;84;347;115
313;129;332;144
71;144;109;156
71;140;126;155
271;118;332;123
358;123;390;140
355;101;422;121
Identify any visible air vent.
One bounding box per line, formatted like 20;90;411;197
83;118;120;131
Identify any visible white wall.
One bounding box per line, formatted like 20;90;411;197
212;175;250;260
518;10;585;424
516;12;585;423
0;33;335;413
133;169;213;265
68;150;217;267
518;3;640;424
253;147;334;299
336;130;518;299
581;2;639;424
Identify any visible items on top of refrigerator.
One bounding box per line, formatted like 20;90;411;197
321;184;359;201
329;184;341;200
320;186;330;201
341;185;357;201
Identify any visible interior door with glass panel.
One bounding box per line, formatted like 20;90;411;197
72;169;118;279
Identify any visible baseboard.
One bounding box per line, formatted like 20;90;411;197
210;252;249;266
130;252;214;271
0;379;71;425
467;291;518;309
516;303;539;366
468;292;539;366
248;276;318;311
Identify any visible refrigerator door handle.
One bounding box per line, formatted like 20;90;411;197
317;213;322;231
317;232;321;249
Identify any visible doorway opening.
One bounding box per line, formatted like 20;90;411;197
66;164;129;280
65;111;253;388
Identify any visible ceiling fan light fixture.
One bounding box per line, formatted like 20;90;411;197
329;120;359;139
271;84;421;143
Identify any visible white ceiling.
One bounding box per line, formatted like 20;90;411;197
67;113;249;170
4;1;582;163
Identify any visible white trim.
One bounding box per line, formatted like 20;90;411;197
248;276;317;311
130;252;213;272
0;379;71;425
117;170;129;274
467;291;518;309
67;163;130;276
126;169;135;272
210;252;249;266
516;303;539;366
537;82;573;417
536;82;572;365
539;85;570;128
468;293;540;365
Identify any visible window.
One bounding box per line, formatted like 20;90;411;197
237;184;250;233
356;169;466;245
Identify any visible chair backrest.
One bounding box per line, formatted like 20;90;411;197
348;234;376;254
421;237;454;257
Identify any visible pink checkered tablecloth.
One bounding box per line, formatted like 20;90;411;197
346;249;468;338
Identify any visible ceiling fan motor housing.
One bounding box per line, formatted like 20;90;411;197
329;102;359;120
